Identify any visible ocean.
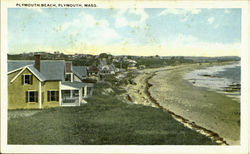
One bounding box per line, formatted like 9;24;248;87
184;62;241;102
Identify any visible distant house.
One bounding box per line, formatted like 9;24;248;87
127;63;137;70
87;66;99;81
8;55;94;109
72;66;88;80
98;60;118;75
115;73;126;80
125;59;137;64
139;65;146;69
112;58;119;63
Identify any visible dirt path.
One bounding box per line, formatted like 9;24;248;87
125;66;172;108
8;110;41;120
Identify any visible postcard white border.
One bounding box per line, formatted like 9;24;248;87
1;0;249;153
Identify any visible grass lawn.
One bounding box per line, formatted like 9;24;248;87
8;83;218;145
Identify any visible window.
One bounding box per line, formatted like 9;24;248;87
72;90;79;97
22;74;32;85
65;73;72;82
51;91;56;101
47;90;59;101
87;87;92;95
26;91;38;102
62;90;70;98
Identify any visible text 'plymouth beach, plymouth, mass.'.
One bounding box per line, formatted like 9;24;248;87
16;3;97;8
7;7;241;147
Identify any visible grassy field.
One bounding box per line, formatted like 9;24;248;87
8;82;218;145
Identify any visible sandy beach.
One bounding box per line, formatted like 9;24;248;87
126;63;240;145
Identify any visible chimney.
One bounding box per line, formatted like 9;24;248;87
66;62;72;73
35;54;41;72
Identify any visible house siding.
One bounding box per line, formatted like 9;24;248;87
8;68;60;109
8;70;21;83
73;74;82;82
41;81;60;108
8;68;39;109
8;61;93;109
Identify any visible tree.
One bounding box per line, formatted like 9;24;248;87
99;53;109;59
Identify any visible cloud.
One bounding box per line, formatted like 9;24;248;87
162;34;198;45
224;9;230;14
214;24;219;29
61;35;240;56
158;8;201;22
129;8;148;23
115;17;128;27
114;8;148;28
160;33;198;47
207;17;214;24
159;34;240;56
54;11;120;45
158;8;201;16
11;32;240;57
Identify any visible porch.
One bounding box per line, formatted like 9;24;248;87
61;82;94;107
61;89;86;107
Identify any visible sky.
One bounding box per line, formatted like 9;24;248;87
8;8;241;56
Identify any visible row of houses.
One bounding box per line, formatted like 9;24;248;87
8;54;144;110
8;55;95;109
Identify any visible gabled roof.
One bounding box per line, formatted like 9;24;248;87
27;65;47;81
10;65;46;83
72;66;87;80
8;60;65;81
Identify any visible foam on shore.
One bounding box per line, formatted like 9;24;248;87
184;63;240;101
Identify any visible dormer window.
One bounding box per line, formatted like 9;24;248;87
22;74;32;85
65;73;72;82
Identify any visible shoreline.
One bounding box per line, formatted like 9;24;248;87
126;62;240;145
144;71;228;145
184;62;241;102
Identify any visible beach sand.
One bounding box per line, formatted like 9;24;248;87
126;63;240;145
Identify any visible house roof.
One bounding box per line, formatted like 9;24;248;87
8;60;65;81
8;61;34;72
88;66;99;73
40;61;65;81
10;65;47;83
72;66;88;80
62;81;94;89
27;65;47;81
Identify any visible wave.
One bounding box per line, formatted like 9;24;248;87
184;63;241;102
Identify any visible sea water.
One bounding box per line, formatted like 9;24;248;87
184;62;241;101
